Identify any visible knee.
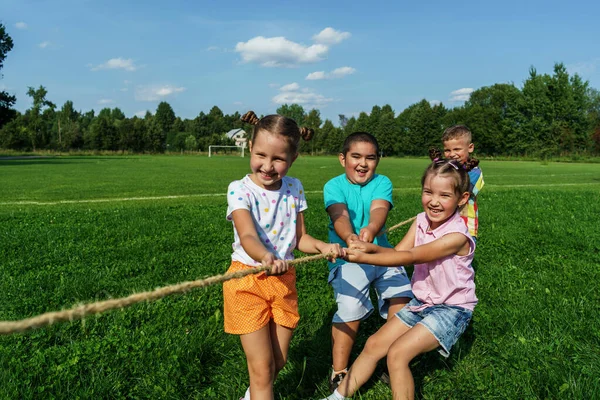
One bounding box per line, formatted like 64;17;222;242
248;359;276;387
363;335;387;360
387;344;410;368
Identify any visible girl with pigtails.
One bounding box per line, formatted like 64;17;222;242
223;111;344;400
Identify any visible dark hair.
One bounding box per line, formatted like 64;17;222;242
241;111;313;154
341;132;380;156
442;125;472;143
423;148;471;198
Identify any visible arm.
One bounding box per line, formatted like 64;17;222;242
296;212;345;261
231;209;288;274
347;232;469;267
358;199;391;242
327;203;359;244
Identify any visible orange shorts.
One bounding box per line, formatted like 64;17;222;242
223;261;299;335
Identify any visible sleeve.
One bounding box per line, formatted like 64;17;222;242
226;180;251;221
371;175;394;210
296;180;308;213
323;177;344;210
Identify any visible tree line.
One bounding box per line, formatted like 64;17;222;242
1;24;599;157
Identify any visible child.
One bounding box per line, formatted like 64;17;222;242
441;125;484;240
224;111;344;400
323;132;413;391
321;158;477;400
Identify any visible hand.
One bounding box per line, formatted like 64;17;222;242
345;233;360;246
319;243;346;263
345;248;368;263
261;253;289;276
358;226;376;243
349;241;378;253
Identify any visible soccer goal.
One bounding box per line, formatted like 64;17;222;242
208;145;245;157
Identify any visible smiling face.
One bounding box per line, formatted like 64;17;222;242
339;141;379;185
421;173;469;230
443;136;474;165
248;130;297;190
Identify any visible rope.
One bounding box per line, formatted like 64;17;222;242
0;217;416;335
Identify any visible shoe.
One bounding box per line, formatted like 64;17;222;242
380;371;390;385
329;370;347;392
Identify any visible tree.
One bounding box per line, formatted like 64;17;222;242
302;108;322;154
25;86;56;150
0;23;16;128
155;101;176;135
276;104;306;127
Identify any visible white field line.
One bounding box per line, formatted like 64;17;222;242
1;182;598;206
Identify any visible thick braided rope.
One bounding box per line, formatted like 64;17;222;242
0;217;416;335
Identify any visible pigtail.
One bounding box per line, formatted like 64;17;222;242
241;111;260;125
299;127;314;142
464;157;480;171
429;147;443;161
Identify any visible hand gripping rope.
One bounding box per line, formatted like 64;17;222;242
0;216;416;335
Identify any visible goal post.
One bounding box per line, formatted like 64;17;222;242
208;145;245;158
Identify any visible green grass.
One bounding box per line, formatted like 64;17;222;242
1;155;599;399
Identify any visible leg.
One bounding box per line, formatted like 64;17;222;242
329;263;374;373
387;297;411;320
331;320;360;372
240;325;276;400
386;324;439;400
336;316;411;398
269;321;294;377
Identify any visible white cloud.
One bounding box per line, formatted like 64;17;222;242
280;82;300;91
306;66;356;80
206;46;219;51
233;101;243;106
92;57;139;72
449;88;474;102
135;85;186;101
268;83;280;88
330;66;356;78
272;83;332;107
134;110;148;118
306;71;326;80
98;99;115;105
567;59;600;77
429;100;441;106
235;36;328;67
312;27;351;45
38;41;51;49
15;22;28;30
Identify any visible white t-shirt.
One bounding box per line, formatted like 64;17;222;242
226;175;308;266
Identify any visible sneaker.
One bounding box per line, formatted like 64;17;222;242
329;370;347;392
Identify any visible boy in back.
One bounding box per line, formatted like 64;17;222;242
323;132;413;391
442;125;484;240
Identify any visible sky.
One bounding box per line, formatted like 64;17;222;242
2;0;600;124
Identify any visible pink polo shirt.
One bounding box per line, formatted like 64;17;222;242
408;211;478;311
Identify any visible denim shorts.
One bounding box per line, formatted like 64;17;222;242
396;298;472;358
328;262;413;323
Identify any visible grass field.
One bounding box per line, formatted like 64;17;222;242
1;154;599;399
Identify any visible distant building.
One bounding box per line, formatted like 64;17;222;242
226;129;247;148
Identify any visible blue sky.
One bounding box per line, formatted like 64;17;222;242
2;0;599;124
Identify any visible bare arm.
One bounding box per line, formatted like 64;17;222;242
347;232;469;266
327;203;359;244
359;199;391;242
296;212;345;261
231;209;288;274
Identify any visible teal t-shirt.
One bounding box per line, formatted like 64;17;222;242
323;173;394;269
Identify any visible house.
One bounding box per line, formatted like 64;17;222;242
226;129;247;148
